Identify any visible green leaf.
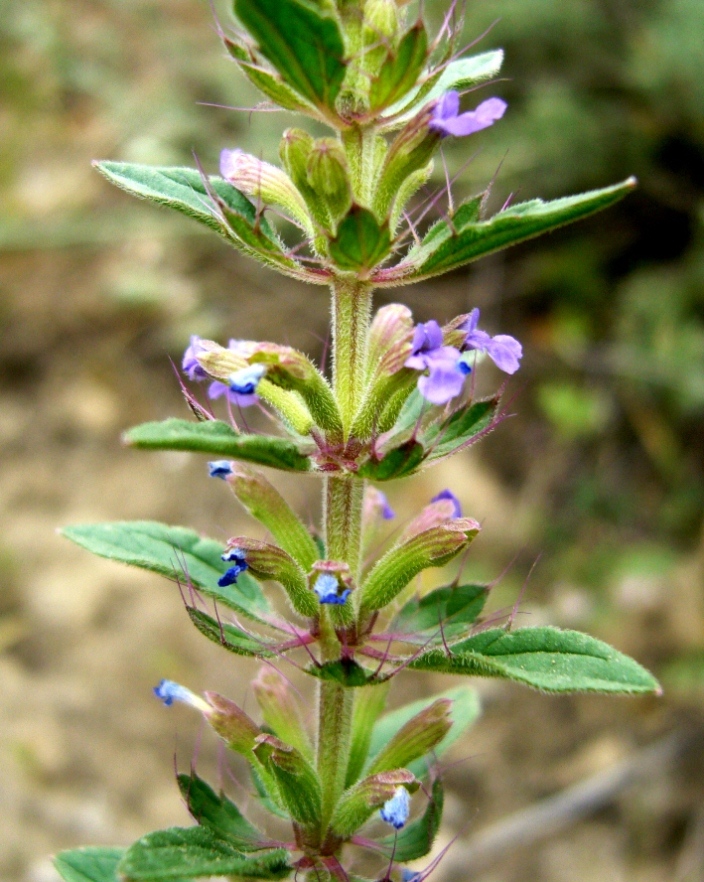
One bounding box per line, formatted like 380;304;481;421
358;439;426;480
177;773;268;850
94;162;261;233
367;686;480;778
240;62;318;113
61;521;269;622
410;627;661;694
376;777;444;861
54;848;127;882
118;826;290;880
384;49;505;127
391;583;490;642
405;179;637;281
369;23;428;111
328;205;393;271
307;659;382;687
187;608;275;658
345;682;390;787
124;419;312;472
234;0;346;112
422;396;501;461
93;163;313;281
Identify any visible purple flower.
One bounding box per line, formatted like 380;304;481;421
459;309;522;374
208;460;234;480
429;92;507;138
219;548;248;586
431;489;462;518
313;573;351;605
404;320;467;406
182;335;208;381
182;337;261;407
380;787;410;829
378;491;396;521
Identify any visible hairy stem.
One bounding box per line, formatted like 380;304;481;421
331;277;374;434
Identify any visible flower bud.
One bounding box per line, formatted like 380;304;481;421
360;518;481;614
226;538;317;618
306;138;352;223
204;691;261;754
398;496;457;542
366;698;452;775
374;105;440;221
367;303;414;377
362;0;400;75
224;463;319;571
253;668;313;761
220;149;313;234
253;734;322;826
280;129;331;236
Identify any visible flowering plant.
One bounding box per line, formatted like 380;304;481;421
56;2;658;881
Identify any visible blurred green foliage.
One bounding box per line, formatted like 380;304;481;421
1;0;702;595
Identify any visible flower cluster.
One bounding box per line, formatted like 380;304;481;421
405;310;522;405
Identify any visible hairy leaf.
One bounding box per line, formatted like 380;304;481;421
118;827;290;880
124;419;311;472
235;0;346;111
391;583;490;642
61;521;269;622
403;179;637;282
422;397;501;461
177;773;267;850
358;440;426;480
384;49;504;127
328;205;392;271
369;23;428;111
54;848;128;882
187;608;275;657
410;627;661;694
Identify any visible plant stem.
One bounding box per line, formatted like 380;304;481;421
316;476;364;841
317;270;371;843
331;277;373;435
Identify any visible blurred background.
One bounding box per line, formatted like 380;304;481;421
1;0;703;880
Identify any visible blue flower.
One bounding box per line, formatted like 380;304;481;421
459;309;522;375
379;786;411;829
313;573;351;605
153;679;206;710
208;460;234;480
431;489;462;518
401;871;421;882
228;364;266;396
404;320;466;405
429;92;507;138
219;548;248;586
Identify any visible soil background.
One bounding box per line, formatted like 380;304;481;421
2;2;704;881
